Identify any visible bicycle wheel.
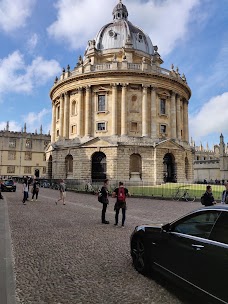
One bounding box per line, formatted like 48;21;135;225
172;192;181;201
184;192;196;202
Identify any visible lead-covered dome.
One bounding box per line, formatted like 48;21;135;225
94;1;154;55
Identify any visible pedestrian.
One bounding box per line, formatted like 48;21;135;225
55;179;66;205
100;179;109;224
112;181;130;227
201;185;216;206
31;179;40;201
221;181;228;204
22;178;29;205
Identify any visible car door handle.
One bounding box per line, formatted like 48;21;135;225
192;244;204;250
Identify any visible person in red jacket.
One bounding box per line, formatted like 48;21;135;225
112;181;130;227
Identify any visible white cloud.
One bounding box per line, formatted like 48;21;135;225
0;121;21;132
189;92;228;141
22;108;51;133
27;33;39;53
0;0;36;32
47;0;201;55
0;51;61;96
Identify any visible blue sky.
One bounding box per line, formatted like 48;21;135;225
0;0;228;148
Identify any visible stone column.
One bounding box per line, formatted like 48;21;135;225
63;92;70;138
142;85;148;137
183;99;189;142
151;87;157;139
77;88;83;137
112;84;118;136
51;102;56;142
170;91;177;139
121;84;127;136
59;94;64;137
176;95;181;140
85;86;91;137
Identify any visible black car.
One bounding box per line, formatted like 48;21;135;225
130;205;228;304
1;180;16;192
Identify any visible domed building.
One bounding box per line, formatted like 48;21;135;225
46;0;194;184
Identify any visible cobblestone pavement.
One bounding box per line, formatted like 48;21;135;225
5;187;203;304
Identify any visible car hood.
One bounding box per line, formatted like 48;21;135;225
134;223;163;233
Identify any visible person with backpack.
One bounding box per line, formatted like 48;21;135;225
221;181;228;204
201;185;216;206
112;181;130;227
31;179;40;201
99;179;109;224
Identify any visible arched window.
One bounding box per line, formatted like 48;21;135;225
91;152;106;182
163;153;176;182
71;100;76;116
65;155;73;174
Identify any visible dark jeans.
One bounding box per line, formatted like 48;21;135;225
115;208;126;226
23;191;28;203
101;203;108;223
32;190;38;200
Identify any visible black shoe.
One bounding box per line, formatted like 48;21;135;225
102;221;109;224
114;223;118;226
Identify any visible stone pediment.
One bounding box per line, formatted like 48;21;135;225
155;139;186;151
79;137;117;148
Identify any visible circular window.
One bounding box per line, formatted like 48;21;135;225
109;30;114;37
132;95;137;102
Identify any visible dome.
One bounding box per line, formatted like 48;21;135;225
94;1;154;56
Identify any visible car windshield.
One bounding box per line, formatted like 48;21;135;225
4;180;14;185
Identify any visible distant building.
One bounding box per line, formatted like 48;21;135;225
46;1;194;184
192;134;228;182
0;122;50;178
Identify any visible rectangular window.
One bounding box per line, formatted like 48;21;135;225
24;167;31;174
43;167;46;174
160;124;166;133
130;122;138;132
7;166;15;174
8;151;16;160
9;138;16;148
25;139;32;149
71;125;77;134
25;151;32;160
97;122;106;131
160;99;166;115
98;95;106;112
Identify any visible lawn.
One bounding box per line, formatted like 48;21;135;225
127;183;224;201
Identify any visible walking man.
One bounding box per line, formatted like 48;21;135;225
31;179;40;201
112;181;130;227
100;179;109;224
201;185;216;206
55;179;66;205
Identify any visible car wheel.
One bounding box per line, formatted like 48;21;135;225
131;236;148;275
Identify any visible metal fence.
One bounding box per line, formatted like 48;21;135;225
14;178;226;202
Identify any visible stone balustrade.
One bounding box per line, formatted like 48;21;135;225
55;62;188;86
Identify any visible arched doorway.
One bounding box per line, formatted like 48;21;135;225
92;152;106;182
65;154;73;178
163;153;176;182
129;154;142;181
48;155;52;179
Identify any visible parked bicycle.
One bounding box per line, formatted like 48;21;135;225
172;187;196;202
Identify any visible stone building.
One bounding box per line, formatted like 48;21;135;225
46;0;194;184
0;122;50;178
192;134;228;182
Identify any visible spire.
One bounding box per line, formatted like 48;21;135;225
40;125;43;134
6;121;9;131
24;123;27;133
113;0;128;22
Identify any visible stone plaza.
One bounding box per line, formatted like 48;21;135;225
1;188;204;304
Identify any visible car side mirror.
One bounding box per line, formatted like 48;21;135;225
162;223;171;232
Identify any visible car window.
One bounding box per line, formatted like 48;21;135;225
171;211;221;238
209;211;228;245
5;180;13;185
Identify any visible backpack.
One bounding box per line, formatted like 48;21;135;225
117;187;126;202
98;191;103;203
35;183;40;191
201;194;205;205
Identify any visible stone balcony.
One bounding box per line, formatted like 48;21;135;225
53;61;188;87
